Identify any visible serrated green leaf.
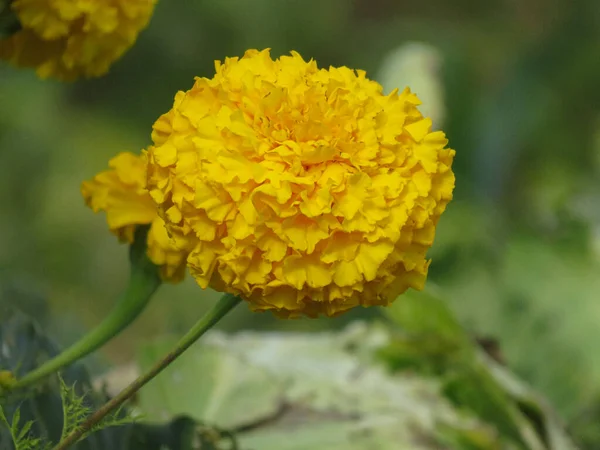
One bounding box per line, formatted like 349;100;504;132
10;409;21;442
16;420;34;443
0;405;7;425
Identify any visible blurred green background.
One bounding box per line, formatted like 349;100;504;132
1;0;600;444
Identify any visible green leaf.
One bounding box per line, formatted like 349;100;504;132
59;377;92;441
0;404;52;450
10;409;20;442
134;323;516;450
481;353;577;450
384;286;471;350
136;338;285;429
16;420;34;444
379;289;576;450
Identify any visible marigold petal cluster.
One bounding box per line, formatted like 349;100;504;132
146;49;455;317
82;152;187;282
0;0;155;81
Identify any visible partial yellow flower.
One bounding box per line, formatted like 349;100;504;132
146;49;456;317
0;0;156;81
82;152;187;283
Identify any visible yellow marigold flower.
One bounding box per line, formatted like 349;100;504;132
0;0;156;81
82;152;187;283
146;49;455;317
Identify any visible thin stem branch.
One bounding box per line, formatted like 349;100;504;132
53;293;242;450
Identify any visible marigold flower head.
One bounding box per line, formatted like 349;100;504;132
0;0;155;81
82;152;187;282
146;49;455;318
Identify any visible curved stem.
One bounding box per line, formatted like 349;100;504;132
53;293;242;450
13;227;161;391
14;271;160;390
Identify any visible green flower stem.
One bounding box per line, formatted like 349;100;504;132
53;293;242;450
12;227;161;391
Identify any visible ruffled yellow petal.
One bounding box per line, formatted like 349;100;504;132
81;152;155;242
82;152;187;283
146;49;456;316
147;216;188;283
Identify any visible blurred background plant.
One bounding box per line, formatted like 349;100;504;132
1;0;599;447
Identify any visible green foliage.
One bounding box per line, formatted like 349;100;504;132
0;305;237;450
0;260;582;450
0;305;126;449
0;406;52;450
432;202;600;447
59;377;91;442
381;290;528;447
0;377;133;450
129;317;577;450
58;376;133;445
379;288;576;450
379;287;473;375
